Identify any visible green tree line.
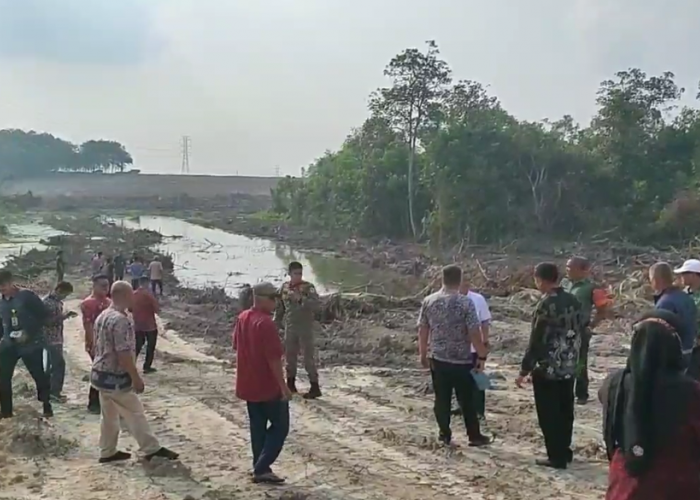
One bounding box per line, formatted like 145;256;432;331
272;41;700;245
0;129;133;179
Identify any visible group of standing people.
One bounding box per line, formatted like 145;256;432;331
87;251;164;297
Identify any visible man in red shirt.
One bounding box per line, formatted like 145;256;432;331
80;274;112;414
132;276;160;373
233;282;292;484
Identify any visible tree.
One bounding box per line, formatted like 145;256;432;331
0;130;134;178
369;40;452;238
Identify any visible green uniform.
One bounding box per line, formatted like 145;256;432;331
274;280;321;383
560;277;599;401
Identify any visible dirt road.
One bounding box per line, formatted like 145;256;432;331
0;301;614;500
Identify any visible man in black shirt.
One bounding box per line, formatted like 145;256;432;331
516;262;584;470
0;269;53;418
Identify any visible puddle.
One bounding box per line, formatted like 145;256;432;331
110;215;378;296
0;222;67;266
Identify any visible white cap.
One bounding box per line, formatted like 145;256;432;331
674;259;700;274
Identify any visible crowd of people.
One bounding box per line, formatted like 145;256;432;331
3;245;700;496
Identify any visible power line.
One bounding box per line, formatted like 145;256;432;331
181;136;191;174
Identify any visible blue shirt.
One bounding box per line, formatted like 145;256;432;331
128;262;146;278
654;287;698;353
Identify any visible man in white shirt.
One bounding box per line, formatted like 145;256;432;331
451;281;492;420
147;257;164;296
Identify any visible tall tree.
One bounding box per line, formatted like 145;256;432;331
369;40;452;238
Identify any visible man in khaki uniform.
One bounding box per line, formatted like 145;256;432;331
274;261;322;399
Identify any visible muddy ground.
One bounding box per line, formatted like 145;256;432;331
0;211;664;500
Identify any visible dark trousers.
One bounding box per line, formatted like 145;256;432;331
116;271;124;281
150;279;163;296
246;400;290;475
45;344;66;396
532;373;575;465
135;330;158;370
430;358;482;442
131;279;140;290
0;343;50;416
87;352;100;410
575;329;591;400
686;346;700;380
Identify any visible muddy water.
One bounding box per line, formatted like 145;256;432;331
0;222;67;266
113;215;375;295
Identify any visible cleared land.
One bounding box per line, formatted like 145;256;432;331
2;173;279;198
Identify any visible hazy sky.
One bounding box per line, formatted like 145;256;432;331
1;0;698;176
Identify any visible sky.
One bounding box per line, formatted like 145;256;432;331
0;0;698;176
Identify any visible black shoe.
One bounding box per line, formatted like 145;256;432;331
566;450;574;464
145;447;179;461
303;382;322;400
438;434;452;446
252;471;285;484
287;377;298;393
99;451;132;463
88;405;101;415
143;367;157;374
43;402;54;418
576;398;588;406
450;407;463;416
0;413;13;419
536;458;567;470
468;435;493;447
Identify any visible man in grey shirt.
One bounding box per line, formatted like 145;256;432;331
418;264;491;447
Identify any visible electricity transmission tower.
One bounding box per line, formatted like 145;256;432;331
274;165;280;177
180;136;191;174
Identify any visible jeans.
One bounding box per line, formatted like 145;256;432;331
430;358;482;442
532;372;575;465
45;344;66;396
135;330;158;370
575;329;591;400
150;279;163;296
246;400;290;475
0;342;50;416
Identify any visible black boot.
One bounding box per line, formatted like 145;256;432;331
303;382;322;400
287;378;298;393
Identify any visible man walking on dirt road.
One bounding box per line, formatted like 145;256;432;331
133;276;160;373
92;280;178;464
418;265;491;448
43;281;76;402
81;274;112;414
516;262;584;470
234;282;292;484
560;256;612;405
274;261;322;399
0;269;54;419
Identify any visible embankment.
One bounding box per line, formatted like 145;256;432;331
2;173;279;198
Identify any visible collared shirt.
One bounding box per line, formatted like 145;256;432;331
92;307;135;377
131;288;159;332
418;288;480;365
467;290;492;354
42;293;65;345
0;288;48;348
655;287;697;354
560;277;612;327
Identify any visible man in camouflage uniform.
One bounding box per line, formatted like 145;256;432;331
274;261;322;399
560;256;612;405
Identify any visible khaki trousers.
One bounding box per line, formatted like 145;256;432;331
285;324;318;383
98;389;161;458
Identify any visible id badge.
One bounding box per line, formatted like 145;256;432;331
9;330;24;339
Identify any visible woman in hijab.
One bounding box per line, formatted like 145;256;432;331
600;309;700;500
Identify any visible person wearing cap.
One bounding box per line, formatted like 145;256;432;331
674;259;700;378
651;262;697;369
233;281;292;485
560;256;613;405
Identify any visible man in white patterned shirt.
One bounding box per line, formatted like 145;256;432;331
417;265;492;447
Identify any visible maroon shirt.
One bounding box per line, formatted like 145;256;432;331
606;382;700;499
233;308;283;402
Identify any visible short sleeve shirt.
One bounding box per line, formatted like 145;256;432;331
92;307;135;376
467;291;492;353
418;289;480;364
42;293;64;345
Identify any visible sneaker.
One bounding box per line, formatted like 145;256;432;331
252;472;285;484
143;367;157;374
87;405;101;415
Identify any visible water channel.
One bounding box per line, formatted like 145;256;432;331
0;222;67;266
112;215;376;296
